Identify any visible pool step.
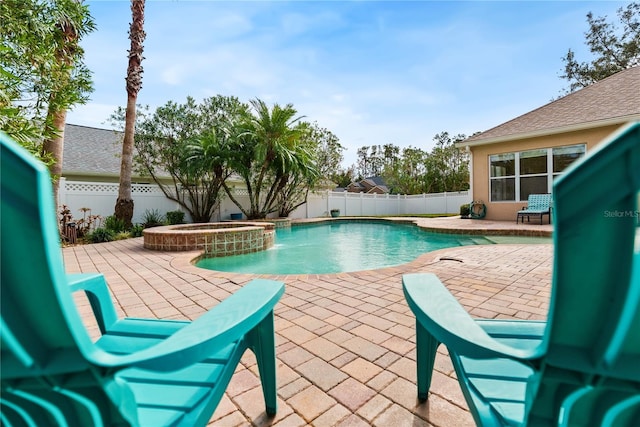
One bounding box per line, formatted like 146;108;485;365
472;237;494;245
457;238;477;246
458;237;494;246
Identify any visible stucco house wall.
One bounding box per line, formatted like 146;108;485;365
459;66;640;221
469;125;620;221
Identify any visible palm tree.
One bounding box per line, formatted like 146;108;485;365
115;0;145;228
39;0;94;209
223;99;308;219
276;153;319;217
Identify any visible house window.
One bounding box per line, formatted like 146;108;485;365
519;149;547;201
489;144;585;202
553;145;586;177
489;153;515;201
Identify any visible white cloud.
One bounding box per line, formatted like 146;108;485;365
159;65;186;86
73;0;630;169
67;103;120;129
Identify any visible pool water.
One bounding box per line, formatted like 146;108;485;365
196;221;493;275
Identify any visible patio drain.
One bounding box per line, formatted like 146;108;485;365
438;257;464;263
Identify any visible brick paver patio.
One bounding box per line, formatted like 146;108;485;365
63;219;553;426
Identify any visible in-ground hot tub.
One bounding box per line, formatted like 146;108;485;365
143;222;275;256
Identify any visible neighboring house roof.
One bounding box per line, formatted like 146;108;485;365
346;176;390;194
361;176;390;193
362;176;386;187
462;66;640;147
63;124;176;181
365;186;387;195
346;182;364;191
62;124;124;177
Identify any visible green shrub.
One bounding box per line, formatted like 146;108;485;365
114;231;132;241
86;228;115;243
142;209;165;228
166;210;185;225
460;203;471;217
104;215;126;233
129;224;144;238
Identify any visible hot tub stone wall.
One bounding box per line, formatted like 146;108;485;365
143;222;275;255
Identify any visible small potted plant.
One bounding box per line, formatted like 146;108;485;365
330;209;340;218
460;203;471;219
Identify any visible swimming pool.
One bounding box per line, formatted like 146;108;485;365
196;220;493;274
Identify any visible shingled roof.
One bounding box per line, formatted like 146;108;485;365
62;124;124;176
463;66;640;146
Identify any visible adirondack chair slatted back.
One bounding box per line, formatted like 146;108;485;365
0;134;133;424
1;133;92;377
546;122;640;383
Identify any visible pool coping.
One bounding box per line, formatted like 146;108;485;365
291;216;553;237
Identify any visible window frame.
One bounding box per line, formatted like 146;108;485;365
489;152;516;202
489;144;586;202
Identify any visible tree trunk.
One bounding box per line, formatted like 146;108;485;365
41;9;78;227
115;93;136;228
42;109;67;215
115;0;145;229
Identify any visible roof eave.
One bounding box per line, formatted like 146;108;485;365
457;114;640;149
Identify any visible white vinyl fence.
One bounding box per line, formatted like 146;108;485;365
290;191;470;218
58;178;182;225
58;178;470;224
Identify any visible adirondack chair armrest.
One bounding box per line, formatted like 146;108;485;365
67;273;119;334
403;273;542;360
88;279;285;371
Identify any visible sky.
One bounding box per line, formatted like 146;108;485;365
67;0;628;168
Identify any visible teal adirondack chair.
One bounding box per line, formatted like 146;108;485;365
404;122;640;426
0;133;285;426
